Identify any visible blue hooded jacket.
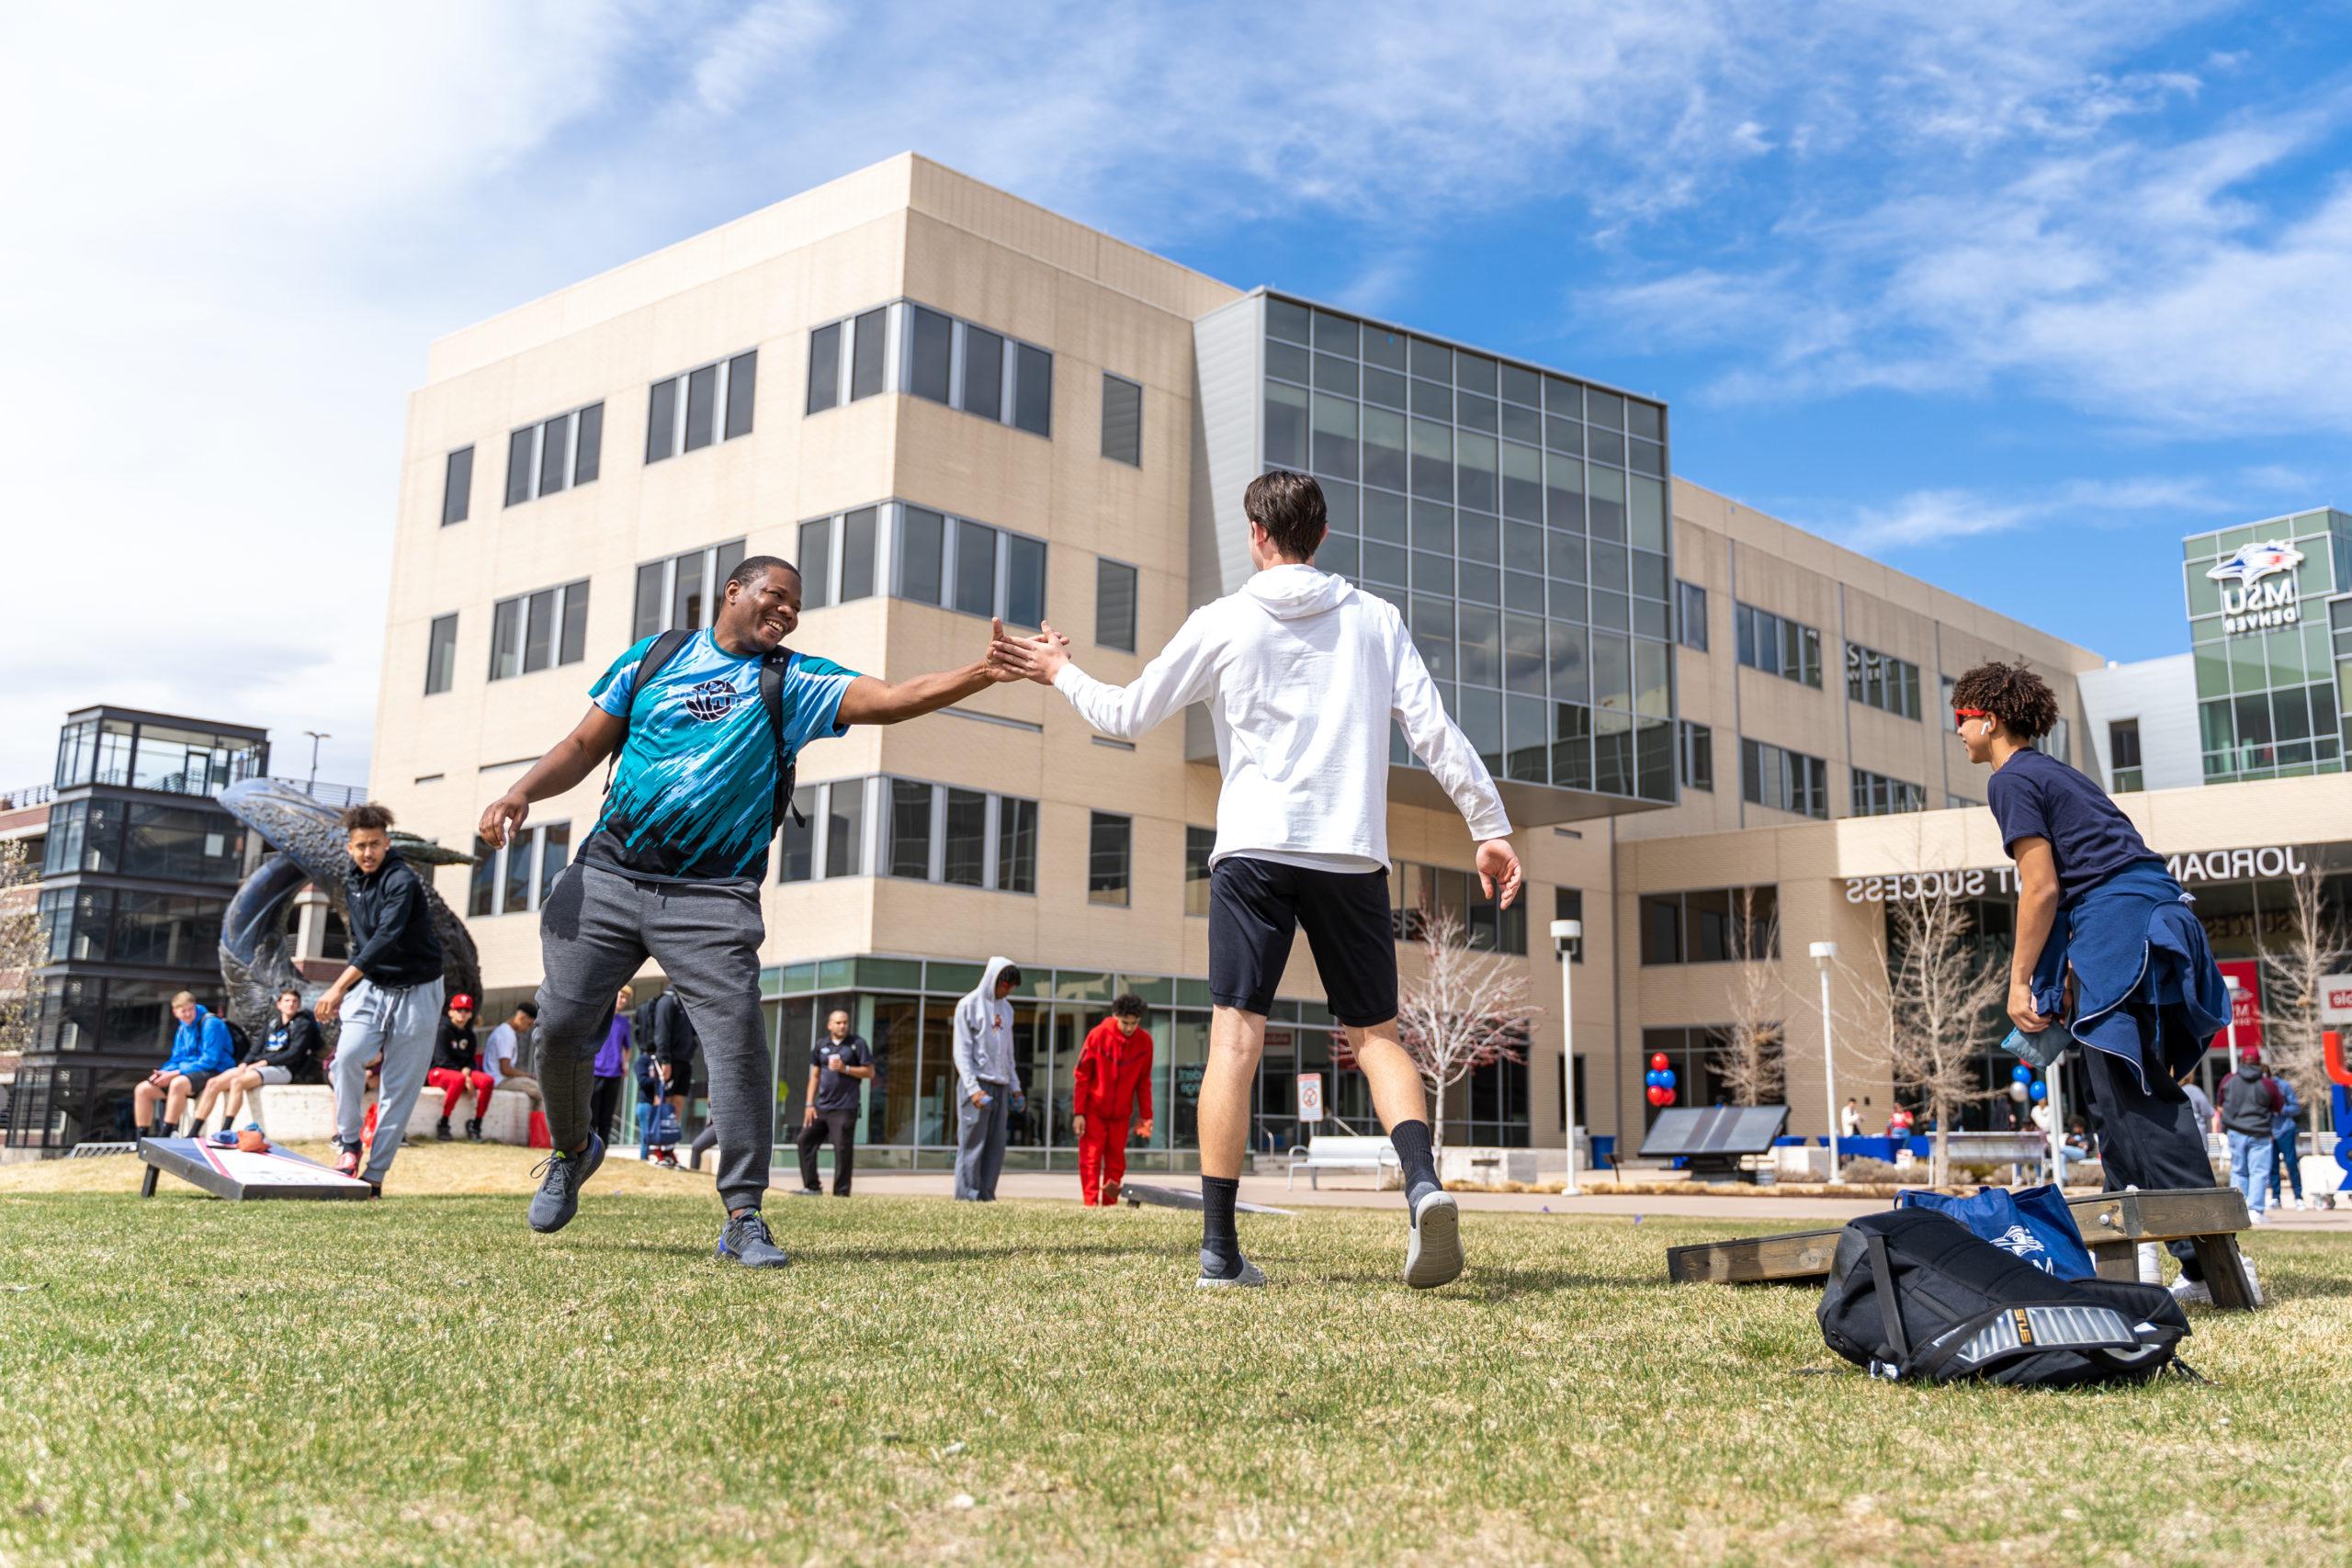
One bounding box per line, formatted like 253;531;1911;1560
160;1004;236;1077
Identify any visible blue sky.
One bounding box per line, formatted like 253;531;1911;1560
5;1;2350;788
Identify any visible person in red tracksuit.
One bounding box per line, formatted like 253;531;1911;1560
1073;993;1155;1206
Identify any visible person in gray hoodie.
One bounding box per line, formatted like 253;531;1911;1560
2218;1045;2281;1222
1003;470;1521;1290
952;958;1024;1201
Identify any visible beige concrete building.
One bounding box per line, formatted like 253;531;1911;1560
371;153;2352;1172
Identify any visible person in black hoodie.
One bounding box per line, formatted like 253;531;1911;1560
193;987;324;1140
427;993;493;1143
319;803;447;1191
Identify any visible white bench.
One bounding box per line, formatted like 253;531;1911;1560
1287;1134;1399;1190
198;1084;540;1145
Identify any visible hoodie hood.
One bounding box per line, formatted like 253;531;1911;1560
973;955;1017;1001
2235;1060;2264;1080
1243;564;1352;621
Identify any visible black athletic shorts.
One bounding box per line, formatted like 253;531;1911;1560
1208;856;1397;1027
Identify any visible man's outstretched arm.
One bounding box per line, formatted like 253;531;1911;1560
836;617;1027;724
1004;614;1217;739
479;706;629;850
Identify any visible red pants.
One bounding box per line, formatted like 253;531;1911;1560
428;1067;494;1120
1078;1116;1130;1206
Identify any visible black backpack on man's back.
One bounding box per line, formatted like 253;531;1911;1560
1818;1209;2194;1388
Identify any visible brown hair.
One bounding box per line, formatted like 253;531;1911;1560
1950;660;2060;742
341;802;395;833
1243;469;1328;561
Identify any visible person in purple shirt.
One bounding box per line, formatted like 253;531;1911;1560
589;986;636;1145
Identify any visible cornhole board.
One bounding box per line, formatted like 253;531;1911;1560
1120;1182;1294;1217
1662;1186;2258;1309
137;1137;376;1201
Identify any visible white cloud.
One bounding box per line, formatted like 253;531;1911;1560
1834;468;2317;552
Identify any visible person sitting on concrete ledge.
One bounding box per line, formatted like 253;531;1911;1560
427;992;493;1141
198;987;324;1144
136;993;235;1138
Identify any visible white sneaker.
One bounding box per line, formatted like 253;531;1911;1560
1404;1188;1464;1290
2248;1208;2267;1225
1194;1256;1266;1289
2169;1257;2262;1308
2135;1242;2164;1285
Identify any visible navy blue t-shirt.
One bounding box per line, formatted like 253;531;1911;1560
1985;748;2162;905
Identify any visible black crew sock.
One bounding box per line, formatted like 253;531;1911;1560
1200;1176;1243;1278
1389;1119;1441;1207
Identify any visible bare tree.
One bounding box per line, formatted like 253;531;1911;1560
1878;891;2007;1186
2259;865;2348;1112
1394;905;1537;1151
0;836;46;1059
1715;887;1785;1107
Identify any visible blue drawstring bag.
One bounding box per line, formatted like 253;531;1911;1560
1896;1184;2097;1280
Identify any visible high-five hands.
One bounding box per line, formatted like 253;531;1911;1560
988;622;1071;686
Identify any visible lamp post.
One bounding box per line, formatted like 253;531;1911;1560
1811;941;1839;1179
1550;919;1583;1195
303;731;331;794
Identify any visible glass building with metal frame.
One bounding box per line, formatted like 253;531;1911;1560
2184;507;2352;782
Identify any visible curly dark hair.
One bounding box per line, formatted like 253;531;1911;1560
1950;660;2060;742
340;802;396;834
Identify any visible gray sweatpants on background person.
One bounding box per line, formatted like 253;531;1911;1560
955;1080;1010;1201
534;863;771;1214
331;976;445;1186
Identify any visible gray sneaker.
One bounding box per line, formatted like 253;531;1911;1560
526;1134;605;1234
1194;1252;1266;1289
1404;1188;1464;1289
717;1210;790;1269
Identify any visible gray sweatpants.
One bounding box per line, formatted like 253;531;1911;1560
536;863;770;1213
331;976;445;1185
955;1080;1010;1201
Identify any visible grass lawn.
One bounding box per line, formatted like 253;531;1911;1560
3;1146;2349;1565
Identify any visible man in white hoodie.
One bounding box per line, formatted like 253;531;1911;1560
952;958;1025;1201
1005;470;1521;1289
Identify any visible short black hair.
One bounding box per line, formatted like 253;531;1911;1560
726;555;799;593
277;987;303;1002
997;964;1023;991
1243;469;1328;561
1112;993;1146;1020
341;802;395;834
514;1000;539;1020
1950;660;2061;742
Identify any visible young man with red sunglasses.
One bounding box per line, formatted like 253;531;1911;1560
1952;660;2245;1305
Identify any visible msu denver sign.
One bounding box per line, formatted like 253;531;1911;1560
2208;539;2303;637
1845;844;2316;903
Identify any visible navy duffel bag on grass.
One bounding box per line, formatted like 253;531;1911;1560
1896;1183;2098;1280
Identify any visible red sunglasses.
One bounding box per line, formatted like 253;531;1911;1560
1953;706;1993;732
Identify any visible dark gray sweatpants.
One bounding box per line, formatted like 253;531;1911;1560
535;863;770;1213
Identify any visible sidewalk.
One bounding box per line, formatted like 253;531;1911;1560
845;1169;2352;1228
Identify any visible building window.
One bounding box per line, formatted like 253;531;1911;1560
1675;719;1713;792
441;446;473;525
1639;885;1778;965
1554;886;1583;964
1676;581;1707;651
2109;718;2144;793
1741;739;1829;819
488;581;589;682
1184;826;1215;917
2047;716;2072;767
1851;767;1925;817
468;823;569;917
424;614;458;695
893;503;1046;627
633;539;748;640
1101;373;1142;466
777;785;819;883
646;350;756;464
1734;603;1822;687
1088;813;1131;907
795;507;882;613
807;301;1053;438
1390;862;1526;954
503;403;602;507
856;776;1037;892
1946;792;1982;810
1846;642;1922;719
1096;558;1138;652
997;797;1038;894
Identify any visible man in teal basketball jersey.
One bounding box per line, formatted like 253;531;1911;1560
480;554;1024;1267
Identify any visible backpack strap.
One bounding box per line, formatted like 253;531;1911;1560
759;648;808;829
602;628;695;795
1864;1231;1910;1365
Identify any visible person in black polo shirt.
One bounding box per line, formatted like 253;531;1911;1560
795;1009;873;1196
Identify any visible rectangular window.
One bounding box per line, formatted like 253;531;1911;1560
441;446;473;525
962;326;1003;421
1088;812;1131;907
504;402;601;505
471;822;569;915
1851;768;1925;817
953;519;996;616
997;797;1038;894
943;788;988;887
1734;603;1822;687
1101;373;1142;466
1741;739;1829;818
842;507;877;603
810;776;1031;892
898;507;944;605
825;780;866;879
850;308;888;400
648;353;754;463
910;307;954;405
1184;826;1215;917
1096;558;1137;651
425;614;458;695
488;581;589;681
810;301;1052;440
1677;580;1707;651
1845;642;1922;719
1004;536;1046;629
1677;719;1712;791
1391;861;1524;954
1012;343;1053;436
797;518;833;611
632;540;747;640
1554;886;1583;964
1639;886;1778;964
806;323;841;414
888;779;933;879
778;785;818;883
2109;718;2144;793
886;502;1042;625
